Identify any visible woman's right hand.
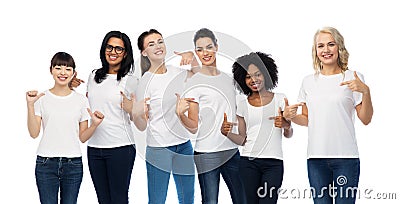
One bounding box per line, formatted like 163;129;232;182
175;93;194;116
26;90;44;105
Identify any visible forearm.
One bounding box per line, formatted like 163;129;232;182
283;126;293;138
27;105;40;138
79;124;99;143
358;92;373;125
291;114;308;126
178;114;198;134
226;132;246;146
133;114;148;131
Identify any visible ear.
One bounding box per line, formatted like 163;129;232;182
215;44;219;52
141;50;148;57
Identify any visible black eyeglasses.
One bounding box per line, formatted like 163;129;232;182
105;44;125;54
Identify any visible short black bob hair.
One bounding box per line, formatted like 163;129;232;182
232;52;278;96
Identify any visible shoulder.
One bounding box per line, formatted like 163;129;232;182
274;92;287;101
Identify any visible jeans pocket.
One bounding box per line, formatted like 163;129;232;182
68;158;83;166
35;156;48;165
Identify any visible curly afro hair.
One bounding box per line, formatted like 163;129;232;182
232;52;278;96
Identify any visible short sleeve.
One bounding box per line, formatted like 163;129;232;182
277;93;287;111
297;78;307;103
236;99;246;117
135;75;150;101
125;75;139;96
33;97;42;117
353;71;364;106
80;98;91;122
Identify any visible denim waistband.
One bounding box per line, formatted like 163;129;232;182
37;155;82;162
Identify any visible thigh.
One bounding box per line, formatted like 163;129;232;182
60;157;83;204
332;158;360;204
35;156;59;204
307;159;333;204
259;159;284;204
172;142;195;204
106;145;136;204
221;151;246;204
146;146;172;204
87;147;111;204
197;168;220;204
239;157;262;204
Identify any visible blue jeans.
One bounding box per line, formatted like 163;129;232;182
307;158;360;204
146;140;195;204
35;156;83;204
239;157;283;204
87;145;136;204
194;149;246;204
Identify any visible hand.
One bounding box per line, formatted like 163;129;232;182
87;108;104;126
273;107;291;129
69;71;85;89
175;93;194;116
131;94;150;120
340;71;370;94
220;113;237;136
121;91;134;114
26;90;44;105
174;51;195;66
282;98;303;120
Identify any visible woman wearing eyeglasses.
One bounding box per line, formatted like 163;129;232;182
86;30;138;204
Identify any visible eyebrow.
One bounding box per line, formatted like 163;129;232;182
196;43;213;48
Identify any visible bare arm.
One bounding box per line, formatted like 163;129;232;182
79;109;104;143
221;114;247;145
26;91;44;138
340;71;373;125
291;104;309;127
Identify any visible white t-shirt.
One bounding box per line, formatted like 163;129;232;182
237;93;286;159
298;70;363;158
136;65;190;147
86;71;138;148
184;71;238;152
34;90;90;157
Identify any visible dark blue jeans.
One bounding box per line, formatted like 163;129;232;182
194;149;246;204
146;140;195;204
307;158;360;204
239;157;283;204
87;145;136;204
35;156;83;204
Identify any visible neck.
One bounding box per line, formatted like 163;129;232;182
320;64;341;75
149;62;166;74
50;84;72;96
108;65;121;74
199;65;219;76
251;89;271;98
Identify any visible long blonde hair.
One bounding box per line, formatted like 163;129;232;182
312;27;349;73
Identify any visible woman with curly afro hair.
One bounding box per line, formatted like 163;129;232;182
221;51;293;204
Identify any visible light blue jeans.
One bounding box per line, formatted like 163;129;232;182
146;140;195;204
307;158;360;204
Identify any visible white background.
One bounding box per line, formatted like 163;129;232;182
1;0;399;203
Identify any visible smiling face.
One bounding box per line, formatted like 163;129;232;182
141;33;166;62
105;37;126;69
245;64;265;93
195;37;218;67
51;65;75;86
315;32;339;67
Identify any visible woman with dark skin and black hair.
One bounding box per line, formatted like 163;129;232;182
86;31;138;204
221;51;292;204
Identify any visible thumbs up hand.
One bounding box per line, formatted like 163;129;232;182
221;113;238;136
340;71;370;94
273;107;291;129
